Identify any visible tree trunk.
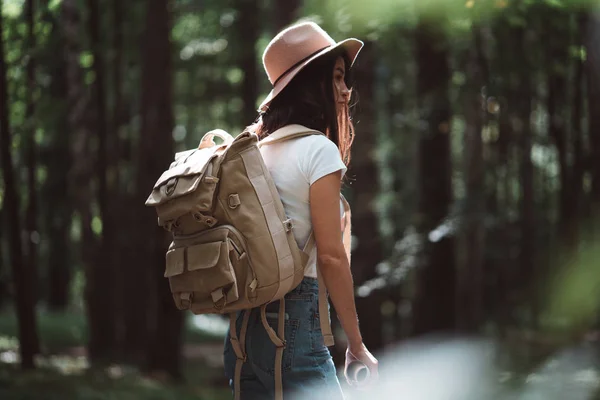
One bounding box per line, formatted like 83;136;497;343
62;0;100;359
138;0;183;379
350;41;384;351
411;11;456;336
514;23;536;321
110;0;127;355
274;0;301;31
585;11;600;226
0;208;6;309
237;0;259;127
24;0;40;312
43;1;72;311
85;0;117;363
546;9;574;248
0;8;40;369
569;13;586;240
457;26;487;333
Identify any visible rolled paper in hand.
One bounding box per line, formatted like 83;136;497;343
345;360;371;385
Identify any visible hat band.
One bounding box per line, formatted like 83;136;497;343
272;45;331;87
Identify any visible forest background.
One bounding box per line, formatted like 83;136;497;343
1;0;600;398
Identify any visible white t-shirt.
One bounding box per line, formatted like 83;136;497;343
260;124;347;278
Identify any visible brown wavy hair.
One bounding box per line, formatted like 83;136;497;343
249;48;356;166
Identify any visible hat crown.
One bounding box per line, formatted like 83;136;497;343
262;22;335;85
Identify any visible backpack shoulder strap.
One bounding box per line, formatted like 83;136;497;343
257;124;323;148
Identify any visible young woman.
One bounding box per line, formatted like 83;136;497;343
224;22;378;399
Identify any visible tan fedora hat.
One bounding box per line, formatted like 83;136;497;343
258;22;364;111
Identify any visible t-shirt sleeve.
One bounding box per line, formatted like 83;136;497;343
302;136;347;185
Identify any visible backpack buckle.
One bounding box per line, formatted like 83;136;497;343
283;219;293;232
212;289;227;310
180;292;193;309
164;177;178;197
228;194;241;209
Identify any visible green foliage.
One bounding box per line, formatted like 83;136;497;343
2;0;24;18
543;243;600;330
79;52;94;69
0;311;87;352
91;217;102;236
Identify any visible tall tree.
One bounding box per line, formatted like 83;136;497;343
236;0;259;127
585;10;600;227
24;0;40;307
0;7;40;369
569;12;586;242
110;0;127;355
138;0;183;378
85;0;117;362
42;0;72;311
0;208;5;309
546;8;578;248
274;0;301;31
411;9;456;336
62;0;101;360
514;22;536;319
350;41;384;351
457;25;487;333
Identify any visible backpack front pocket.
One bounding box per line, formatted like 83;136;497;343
165;234;241;311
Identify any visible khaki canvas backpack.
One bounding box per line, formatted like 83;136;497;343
145;126;349;400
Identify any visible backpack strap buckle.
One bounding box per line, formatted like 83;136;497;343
211;289;228;311
179;292;193;309
283;219;293;232
163;177;178;197
228;194;241;209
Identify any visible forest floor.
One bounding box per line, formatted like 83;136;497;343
1;310;600;399
0;310;231;400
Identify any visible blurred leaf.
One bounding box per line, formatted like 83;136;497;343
225;67;242;85
48;0;62;11
545;0;565;7
2;0;24;18
79;52;93;69
37;165;48;185
85;70;96;85
544;244;600;330
91;216;102;236
507;14;527;27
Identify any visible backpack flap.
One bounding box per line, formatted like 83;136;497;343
145;146;221;227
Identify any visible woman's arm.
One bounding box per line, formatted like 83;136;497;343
309;171;363;351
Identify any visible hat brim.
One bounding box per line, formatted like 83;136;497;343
258;38;364;112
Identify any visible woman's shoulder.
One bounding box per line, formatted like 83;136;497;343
296;132;337;151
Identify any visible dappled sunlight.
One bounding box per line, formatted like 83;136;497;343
543;244;600;332
1;0;600;398
191;314;229;337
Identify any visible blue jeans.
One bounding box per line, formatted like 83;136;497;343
224;278;344;399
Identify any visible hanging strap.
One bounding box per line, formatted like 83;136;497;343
229;311;251;400
259;300;286;400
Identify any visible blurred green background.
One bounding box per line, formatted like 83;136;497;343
1;0;600;398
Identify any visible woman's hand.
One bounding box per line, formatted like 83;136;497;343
344;343;379;388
